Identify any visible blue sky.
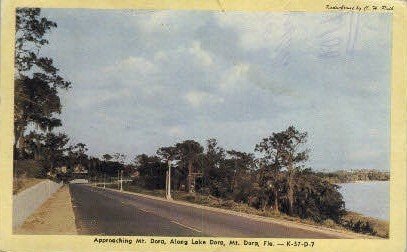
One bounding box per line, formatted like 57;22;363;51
40;9;392;171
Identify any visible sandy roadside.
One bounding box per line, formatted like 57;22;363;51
15;185;77;235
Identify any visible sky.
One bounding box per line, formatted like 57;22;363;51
40;9;392;171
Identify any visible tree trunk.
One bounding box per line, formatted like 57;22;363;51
287;171;294;216
34;144;40;160
14;126;25;159
273;189;279;213
187;160;193;193
260;198;267;211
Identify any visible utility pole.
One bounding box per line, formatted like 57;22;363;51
166;160;172;200
117;170;120;190
103;173;106;188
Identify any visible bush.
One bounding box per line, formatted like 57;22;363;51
293;173;345;222
323;219;338;228
14;160;46;178
221;200;237;208
339;212;388;238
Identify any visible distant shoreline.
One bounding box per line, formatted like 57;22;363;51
316;169;390;184
338;180;389;184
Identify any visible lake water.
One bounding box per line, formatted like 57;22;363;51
338;181;389;221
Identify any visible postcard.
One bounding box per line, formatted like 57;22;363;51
0;0;406;251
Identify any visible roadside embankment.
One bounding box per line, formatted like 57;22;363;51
101;183;376;238
15;185;77;235
13;177;45;195
13;179;63;229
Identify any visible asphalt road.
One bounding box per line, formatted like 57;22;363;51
69;184;347;238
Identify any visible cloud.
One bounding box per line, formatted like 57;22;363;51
103;56;156;74
41;9;391;170
134;10;182;34
219;63;250;91
168;126;184;137
184;90;224;108
347;148;381;166
188;41;213;67
152;40;214;68
133;10;209;37
216;12;287;51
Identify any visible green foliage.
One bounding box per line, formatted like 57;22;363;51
255;126;310;215
132;127;346;224
16;131;71;176
14;8;71;158
340;217;376;235
134;154;167;190
102;154;113;161
14;160;45;178
293;170;345;222
339;212;388;238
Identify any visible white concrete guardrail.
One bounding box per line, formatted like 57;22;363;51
13;179;63;229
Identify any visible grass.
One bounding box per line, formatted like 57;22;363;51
13;159;47;194
102;182;388;238
13;177;45;195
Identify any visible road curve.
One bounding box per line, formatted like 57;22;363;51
69;184;349;238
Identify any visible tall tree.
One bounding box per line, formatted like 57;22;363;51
41;132;70;173
175;140;204;192
227;150;255;192
102;153;113;162
113;152;127;164
23;131;44;160
134;154;166;189
200;139;226;195
255;126;309;215
205;138;225;168
157;146;179;163
256;160;284;212
14;8;71;157
67;143;88;172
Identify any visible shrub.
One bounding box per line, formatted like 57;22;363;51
339;212;388;238
14;160;46;178
293;172;345;222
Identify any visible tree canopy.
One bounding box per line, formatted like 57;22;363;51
14;8;71;158
129;126;345;223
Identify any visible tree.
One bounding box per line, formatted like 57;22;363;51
175;140;204;192
205;139;225;168
102;153;113;162
67;143;88;172
292;169;345;221
113;152;127;164
157;146;178;163
23;131;45;160
199;139;226;195
227;150;255;192
255;126;309;215
256;161;285;212
87;156;102;178
14;8;71;157
134;154;166;190
41;132;70;173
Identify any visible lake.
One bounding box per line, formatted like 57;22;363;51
338;181;389;221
